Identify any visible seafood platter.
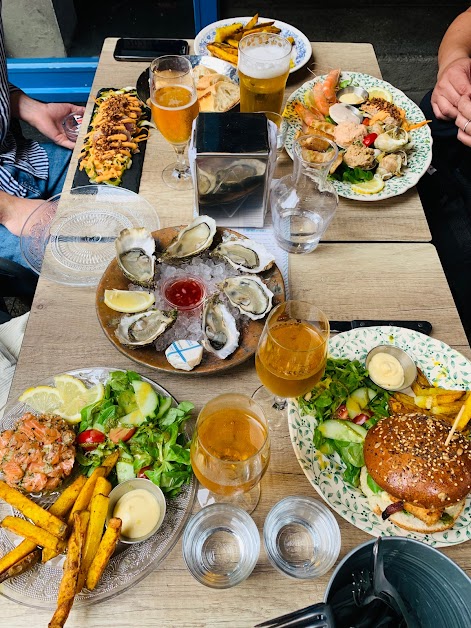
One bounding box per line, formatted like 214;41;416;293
96;216;285;374
284;70;432;201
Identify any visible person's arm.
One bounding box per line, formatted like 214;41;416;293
0;192;41;236
431;8;471;121
9;90;85;150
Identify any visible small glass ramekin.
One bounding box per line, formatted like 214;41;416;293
161;274;206;312
263;496;340;579
182;503;260;588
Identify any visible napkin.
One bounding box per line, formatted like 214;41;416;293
0;312;29;420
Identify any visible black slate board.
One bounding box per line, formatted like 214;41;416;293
72;87;151;193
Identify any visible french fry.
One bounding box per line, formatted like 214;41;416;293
1;516;66;553
206;43;239;65
91;477;112;501
416;367;431;388
0;539;37;576
454;392;471;431
0;481;67;538
102;451;120;476
49;475;87;518
430;401;465;416
214;23;243;43
76;493;110;593
86;517;122;591
48;512;86;628
0;548;41;584
67;467;106;525
244;13;259;31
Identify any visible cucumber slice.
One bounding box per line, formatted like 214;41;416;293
119;409;146;426
116;460;136;483
348;422;368;440
367;388;377;401
131;380;159;418
156;395;172;418
346;396;362;419
317;419;366;443
349;387;370;409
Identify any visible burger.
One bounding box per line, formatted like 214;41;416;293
360;412;471;533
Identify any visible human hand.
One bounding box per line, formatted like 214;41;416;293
431;57;471;120
455;94;471;148
33;102;86;150
0;195;42;236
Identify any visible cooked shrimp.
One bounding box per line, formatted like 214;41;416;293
294;101;325;125
322;68;340;104
309;69;341;116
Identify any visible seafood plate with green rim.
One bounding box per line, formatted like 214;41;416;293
284;72;433;201
288;326;471;547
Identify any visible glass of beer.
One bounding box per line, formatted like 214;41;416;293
238;33;292;114
254;301;329;428
150;55;199;189
190;393;270;513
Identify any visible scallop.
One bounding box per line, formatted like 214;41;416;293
115;227;156;288
201;295;239;359
220;275;273;320
211;238;275;273
161;215;216;261
374;127;409;153
115;309;177;347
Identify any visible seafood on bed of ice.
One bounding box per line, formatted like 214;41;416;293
115;309;177;347
161;215;217;261
115;227;156;288
201;294;240;359
220;275;274;320
211;237;275;273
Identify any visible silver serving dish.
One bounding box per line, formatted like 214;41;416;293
337;85;369;106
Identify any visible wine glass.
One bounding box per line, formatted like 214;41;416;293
149;55;199;189
253;300;330;428
190;393;270;514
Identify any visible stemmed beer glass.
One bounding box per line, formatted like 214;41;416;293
253;300;330;428
149;56;199;189
190;393;270;513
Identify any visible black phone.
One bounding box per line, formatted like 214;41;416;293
113;38;189;62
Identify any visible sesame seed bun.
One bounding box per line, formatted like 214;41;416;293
364;413;471;510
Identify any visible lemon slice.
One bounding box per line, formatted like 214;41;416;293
19;386;62;414
368;87;393;103
54;374;87;400
56;383;105;423
351;175;385;195
104;289;155;313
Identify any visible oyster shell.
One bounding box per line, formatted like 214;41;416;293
161;215;216;261
376;151;407;180
201;295;239;359
115;309;177;347
115;227;155;288
374;127;409;153
211;238;275;273
220;275;273;320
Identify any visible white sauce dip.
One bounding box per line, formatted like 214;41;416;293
113;488;160;539
368;353;405;389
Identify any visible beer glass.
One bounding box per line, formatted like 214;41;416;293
253;301;329;428
190;393;270;513
238;33;292;114
150;56;199;189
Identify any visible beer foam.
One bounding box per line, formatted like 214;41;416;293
238;44;290;79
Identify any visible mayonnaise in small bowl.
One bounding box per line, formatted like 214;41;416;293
365;345;417;391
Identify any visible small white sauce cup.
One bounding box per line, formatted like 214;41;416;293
365;344;417;391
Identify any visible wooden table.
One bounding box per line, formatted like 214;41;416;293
3;41;469;627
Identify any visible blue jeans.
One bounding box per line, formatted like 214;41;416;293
0;143;72;267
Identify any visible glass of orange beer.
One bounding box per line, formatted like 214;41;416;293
150;55;199;189
238;33;292;114
190;393;270;513
254;300;330;427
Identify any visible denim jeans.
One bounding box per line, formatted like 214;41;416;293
0;143;72;267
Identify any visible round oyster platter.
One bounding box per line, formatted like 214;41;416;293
96;220;285;375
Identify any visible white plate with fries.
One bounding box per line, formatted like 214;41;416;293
194;16;311;74
288;326;471;548
0;367;196;611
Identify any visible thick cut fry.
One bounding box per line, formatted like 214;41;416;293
214;23;243;43
86;517;122;591
226;38;240;48
416;367;431;388
48;513;85;628
206;43;238;64
76;493;110;592
91;477;112;501
0;548;41;584
455;392;471;431
431;401;466;416
68;467;106;525
49;475;88;518
102;451;119;476
1;516;66;553
231;24;280;41
0;538;37;575
244;13;259;31
0;481;67;538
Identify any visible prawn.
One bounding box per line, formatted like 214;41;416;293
309;68;341;116
294;102;325;126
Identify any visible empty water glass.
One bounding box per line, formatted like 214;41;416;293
270;134;338;253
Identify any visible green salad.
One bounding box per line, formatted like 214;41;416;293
76;370;194;497
298;358;391;487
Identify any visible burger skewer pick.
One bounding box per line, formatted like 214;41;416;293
445;405;465;447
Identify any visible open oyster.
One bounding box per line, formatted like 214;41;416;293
220;275;273;320
374;127;409;153
161;215;216;261
201;295;239;359
115;309;177;347
211;238;275;273
115;227;155;288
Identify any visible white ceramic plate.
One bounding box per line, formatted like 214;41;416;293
284;72;433;201
288;326;471;547
194;16;311;74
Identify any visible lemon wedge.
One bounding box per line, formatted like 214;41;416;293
351;175;385;195
104;289;155;313
368;87;393;103
56;382;105;423
19;386;62;414
54;373;87;399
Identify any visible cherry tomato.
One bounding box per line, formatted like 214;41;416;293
77;429;105;450
109;427;136;444
363;133;378;147
137;465;152;479
353;412;371;425
335;404;349;420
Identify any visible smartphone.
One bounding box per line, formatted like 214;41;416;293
113;38;189;62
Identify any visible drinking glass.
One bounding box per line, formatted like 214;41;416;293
259;111;288;153
253;300;329;428
149;55;199;189
190;393;270;513
238;33;292;114
271;134;339;253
